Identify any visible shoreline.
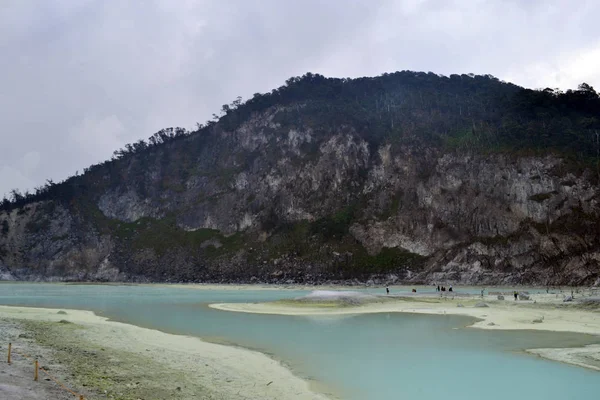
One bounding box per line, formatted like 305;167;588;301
0;305;334;400
2;280;596;290
210;293;600;371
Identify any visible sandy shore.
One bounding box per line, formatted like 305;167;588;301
210;292;600;371
0;305;333;400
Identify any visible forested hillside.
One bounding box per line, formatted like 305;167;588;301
1;71;599;285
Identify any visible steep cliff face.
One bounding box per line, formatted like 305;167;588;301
1;73;599;285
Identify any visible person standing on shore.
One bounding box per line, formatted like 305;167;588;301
514;291;518;300
386;287;389;295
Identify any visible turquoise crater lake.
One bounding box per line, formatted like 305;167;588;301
0;283;599;399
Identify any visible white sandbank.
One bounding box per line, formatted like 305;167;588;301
0;305;332;400
210;294;600;334
527;345;600;372
210;292;600;371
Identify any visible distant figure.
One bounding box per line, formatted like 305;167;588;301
437;285;440;292
441;286;446;292
449;285;453;292
514;291;518;301
480;288;485;298
412;288;417;293
386;287;390;295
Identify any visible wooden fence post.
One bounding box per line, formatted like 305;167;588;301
7;343;11;364
34;360;38;381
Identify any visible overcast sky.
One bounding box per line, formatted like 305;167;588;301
1;0;599;198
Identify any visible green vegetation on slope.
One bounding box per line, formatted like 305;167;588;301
259;214;426;278
75;200;243;258
67;197;425;280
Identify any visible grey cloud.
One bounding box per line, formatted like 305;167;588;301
1;0;599;197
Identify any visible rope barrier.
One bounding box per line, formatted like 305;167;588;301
39;366;81;398
8;343;85;399
13;348;34;361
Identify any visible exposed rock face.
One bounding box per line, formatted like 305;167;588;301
0;107;599;285
98;189;157;222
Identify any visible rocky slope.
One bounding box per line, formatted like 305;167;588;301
1;72;599;285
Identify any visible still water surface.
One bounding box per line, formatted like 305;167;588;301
0;283;598;399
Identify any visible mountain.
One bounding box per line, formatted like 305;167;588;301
1;71;599;285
